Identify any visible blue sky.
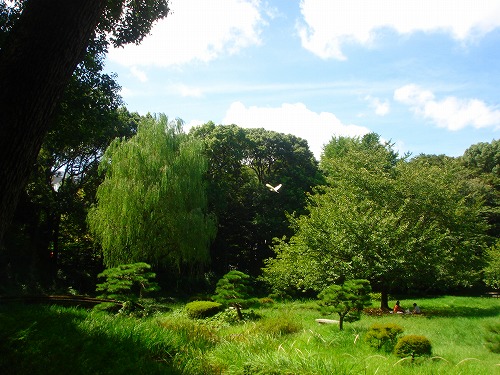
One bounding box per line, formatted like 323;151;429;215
104;0;500;160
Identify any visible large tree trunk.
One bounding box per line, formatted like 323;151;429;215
380;289;390;310
0;0;106;246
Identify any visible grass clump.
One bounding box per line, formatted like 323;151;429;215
365;322;403;352
185;301;222;319
158;315;219;348
484;322;500;353
394;334;432;359
254;315;302;336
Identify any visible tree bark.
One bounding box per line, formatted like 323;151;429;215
380;289;389;310
0;0;106;246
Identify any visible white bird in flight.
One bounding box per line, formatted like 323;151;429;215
266;183;282;193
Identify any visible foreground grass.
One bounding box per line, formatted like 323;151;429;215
0;304;180;374
0;296;499;374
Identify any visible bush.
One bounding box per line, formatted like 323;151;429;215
365;323;404;352
394;335;432;358
186;301;222;319
259;297;275;305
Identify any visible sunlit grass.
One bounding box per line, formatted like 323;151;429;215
1;296;499;374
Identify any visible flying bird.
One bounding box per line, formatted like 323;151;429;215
266;183;282;193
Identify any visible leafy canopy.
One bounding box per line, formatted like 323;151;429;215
190;123;322;276
88;114;216;270
263;134;489;304
484;240;500;290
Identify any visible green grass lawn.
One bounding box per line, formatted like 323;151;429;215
1;296;499;374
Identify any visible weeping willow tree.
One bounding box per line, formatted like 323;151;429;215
88;114;216;274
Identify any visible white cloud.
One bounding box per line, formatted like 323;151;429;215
119;87;135;98
222;101;370;159
394;84;500;130
108;0;266;67
365;95;390;116
170;84;203;98
297;0;500;60
130;66;148;82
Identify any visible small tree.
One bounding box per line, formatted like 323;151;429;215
96;262;160;302
317;279;372;330
212;270;253;320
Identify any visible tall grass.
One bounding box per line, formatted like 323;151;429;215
1;296;499;374
0;304;179;374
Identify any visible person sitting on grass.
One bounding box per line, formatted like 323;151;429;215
412;302;421;314
393;300;405;314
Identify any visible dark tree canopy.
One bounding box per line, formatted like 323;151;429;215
190;123;323;277
1;12;140;291
0;0;169;246
460;140;500;238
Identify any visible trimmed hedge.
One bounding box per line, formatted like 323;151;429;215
394;335;432;358
185;301;222;319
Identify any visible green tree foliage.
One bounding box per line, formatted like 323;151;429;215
317;279;372;330
190;123;323;276
0;0;169;247
460;140;500;238
88;115;216;274
1;41;138;292
212;270;254;320
96;262;160;301
263;134;489;307
484;240;500;290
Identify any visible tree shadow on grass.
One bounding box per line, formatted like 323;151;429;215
422;305;500;319
402;297;500;318
0;304;181;375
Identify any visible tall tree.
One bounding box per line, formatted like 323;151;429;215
88;115;216;276
262;134;489;308
190;123;323;277
0;24;139;291
0;0;169;245
460;140;500;238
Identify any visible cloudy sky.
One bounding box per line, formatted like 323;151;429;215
104;0;500;159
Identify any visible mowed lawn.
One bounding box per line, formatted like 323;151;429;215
0;295;499;374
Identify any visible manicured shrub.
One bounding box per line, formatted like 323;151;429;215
394;335;432;358
365;323;404;352
186;301;222;319
188;294;213;302
213;270;254;320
